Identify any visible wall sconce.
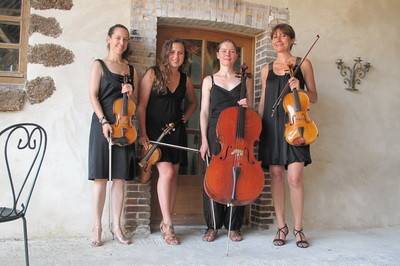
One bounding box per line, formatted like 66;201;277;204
335;57;371;91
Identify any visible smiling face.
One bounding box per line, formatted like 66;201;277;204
271;29;295;53
107;26;129;55
168;42;185;68
216;41;238;66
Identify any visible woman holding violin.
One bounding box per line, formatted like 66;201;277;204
137;39;197;245
199;39;251;242
258;23;317;248
88;24;139;247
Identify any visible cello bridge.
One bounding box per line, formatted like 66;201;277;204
230;149;243;156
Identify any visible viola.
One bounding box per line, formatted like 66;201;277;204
283;66;318;146
111;75;137;146
138;123;175;183
204;65;265;206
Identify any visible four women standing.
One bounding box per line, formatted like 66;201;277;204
88;23;316;248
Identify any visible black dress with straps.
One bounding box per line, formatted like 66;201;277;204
145;69;187;164
258;57;312;169
88;59;136;181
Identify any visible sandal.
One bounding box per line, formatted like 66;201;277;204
202;229;218;242
229;230;243;242
293;228;310;248
160;222;180;245
90;226;103;247
273;224;289;246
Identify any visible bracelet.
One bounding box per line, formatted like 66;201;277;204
98;116;106;124
101;120;109;125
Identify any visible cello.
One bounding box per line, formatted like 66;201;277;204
111;74;137;146
204;64;265;206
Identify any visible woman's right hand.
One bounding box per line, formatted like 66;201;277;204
199;142;210;161
139;135;150;150
102;123;112;141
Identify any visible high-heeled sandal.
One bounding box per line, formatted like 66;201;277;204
91;227;103;247
293;228;309;248
112;228;132;245
273;224;289;246
202;229;218;242
160;222;180;245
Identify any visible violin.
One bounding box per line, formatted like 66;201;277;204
204;65;265;206
138;123;175;183
111;74;137;146
283;65;318;146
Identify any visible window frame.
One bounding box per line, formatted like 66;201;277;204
0;0;30;84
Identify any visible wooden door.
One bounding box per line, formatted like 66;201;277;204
151;26;254;226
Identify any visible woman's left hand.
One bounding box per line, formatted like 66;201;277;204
121;83;133;97
237;98;248;108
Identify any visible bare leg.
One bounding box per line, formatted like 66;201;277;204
169;164;179;213
92;179;107;246
111;179;131;244
157;162;180;245
270;165;286;228
156;162;176;225
287;162;308;246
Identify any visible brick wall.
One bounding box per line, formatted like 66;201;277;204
126;0;289;234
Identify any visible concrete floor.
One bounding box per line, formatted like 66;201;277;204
1;226;399;266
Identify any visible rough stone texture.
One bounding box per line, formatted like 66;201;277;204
25;76;55;104
0;87;26;111
30;0;73;10
28;44;74;67
30;14;62;37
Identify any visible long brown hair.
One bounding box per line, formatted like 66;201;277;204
152;39;187;95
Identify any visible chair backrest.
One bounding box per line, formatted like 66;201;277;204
0;123;47;218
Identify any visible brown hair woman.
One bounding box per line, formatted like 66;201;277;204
258;23;318;248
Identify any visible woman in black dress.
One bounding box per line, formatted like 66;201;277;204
88;24;139;247
137;39;197;245
199;40;251;242
258;24;317;248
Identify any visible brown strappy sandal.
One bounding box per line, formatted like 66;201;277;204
160;222;180;245
229;230;243;242
273;224;289;246
202;229;218;242
293;228;310;248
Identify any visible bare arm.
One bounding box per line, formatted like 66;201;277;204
132;68;140;104
199;75;212;160
89;60;112;140
301;58;318;103
258;64;269;116
182;77;197;123
136;68;154;147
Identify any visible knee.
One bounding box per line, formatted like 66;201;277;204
287;175;302;188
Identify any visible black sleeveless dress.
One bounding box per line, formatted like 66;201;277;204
146;70;187;164
259;57;312;169
203;75;244;231
88;59;136;181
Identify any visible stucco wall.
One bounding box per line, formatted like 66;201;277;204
1;0;399;238
286;0;400;229
0;0;131;238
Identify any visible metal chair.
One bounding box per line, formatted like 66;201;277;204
0;123;47;266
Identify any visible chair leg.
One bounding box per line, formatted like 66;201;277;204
22;216;29;266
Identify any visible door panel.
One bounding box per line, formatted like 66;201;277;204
151;26;254;226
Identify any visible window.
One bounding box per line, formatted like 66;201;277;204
0;0;29;84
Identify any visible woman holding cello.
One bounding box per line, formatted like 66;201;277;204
258;23;317;248
88;24;139;246
137;39;197;245
199;39;252;242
